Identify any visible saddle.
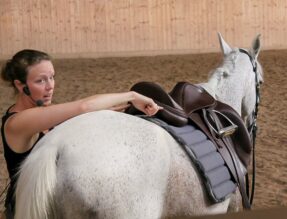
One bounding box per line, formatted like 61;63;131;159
125;81;252;209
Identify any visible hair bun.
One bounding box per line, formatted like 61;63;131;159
1;59;15;82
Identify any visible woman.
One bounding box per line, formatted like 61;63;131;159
0;49;161;218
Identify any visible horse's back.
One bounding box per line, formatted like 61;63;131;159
49;111;173;218
16;110;233;219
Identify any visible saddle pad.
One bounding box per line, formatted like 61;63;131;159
139;115;237;203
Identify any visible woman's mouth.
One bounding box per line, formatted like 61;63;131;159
43;94;53;101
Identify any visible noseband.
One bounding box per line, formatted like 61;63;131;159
239;48;261;206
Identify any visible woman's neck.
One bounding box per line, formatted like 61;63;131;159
11;96;35;112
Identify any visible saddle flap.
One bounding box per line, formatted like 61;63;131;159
169;82;216;114
214;101;252;167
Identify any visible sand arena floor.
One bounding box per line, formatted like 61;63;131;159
0;50;286;212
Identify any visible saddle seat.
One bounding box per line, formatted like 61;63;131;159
126;81;189;127
126;81;216;127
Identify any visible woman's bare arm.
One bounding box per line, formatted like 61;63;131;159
4;91;160;152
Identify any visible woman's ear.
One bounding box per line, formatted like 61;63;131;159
14;79;25;93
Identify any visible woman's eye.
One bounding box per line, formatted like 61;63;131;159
36;79;46;84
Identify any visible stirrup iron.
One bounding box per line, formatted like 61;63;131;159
206;110;238;137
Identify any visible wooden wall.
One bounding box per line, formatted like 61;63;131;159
0;0;286;58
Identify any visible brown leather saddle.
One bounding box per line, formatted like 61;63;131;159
125;81;252;209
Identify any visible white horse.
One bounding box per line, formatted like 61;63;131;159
15;33;263;219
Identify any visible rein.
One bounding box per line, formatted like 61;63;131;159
239;48;261;206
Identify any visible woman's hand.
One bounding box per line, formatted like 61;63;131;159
130;92;162;116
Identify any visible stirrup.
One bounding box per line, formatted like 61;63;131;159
205;110;238;137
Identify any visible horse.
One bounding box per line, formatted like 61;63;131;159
14;33;263;219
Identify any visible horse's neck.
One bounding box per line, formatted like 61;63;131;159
199;78;217;99
200;68;244;116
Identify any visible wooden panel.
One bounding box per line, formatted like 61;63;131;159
0;0;287;58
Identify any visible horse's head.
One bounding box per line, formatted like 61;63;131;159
209;33;263;124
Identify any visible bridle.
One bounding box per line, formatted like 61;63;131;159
239;48;261;206
239;48;261;137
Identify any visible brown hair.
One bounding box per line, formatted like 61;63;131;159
1;49;52;92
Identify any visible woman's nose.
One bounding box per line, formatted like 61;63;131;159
45;79;54;90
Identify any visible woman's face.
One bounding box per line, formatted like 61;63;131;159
26;60;55;106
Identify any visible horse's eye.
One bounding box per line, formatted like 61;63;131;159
221;71;229;78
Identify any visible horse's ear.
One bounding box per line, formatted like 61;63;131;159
250;34;261;60
218;32;232;56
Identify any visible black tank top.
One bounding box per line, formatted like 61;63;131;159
1;106;45;211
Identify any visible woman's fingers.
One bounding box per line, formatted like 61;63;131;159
145;103;163;116
130;92;163;116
